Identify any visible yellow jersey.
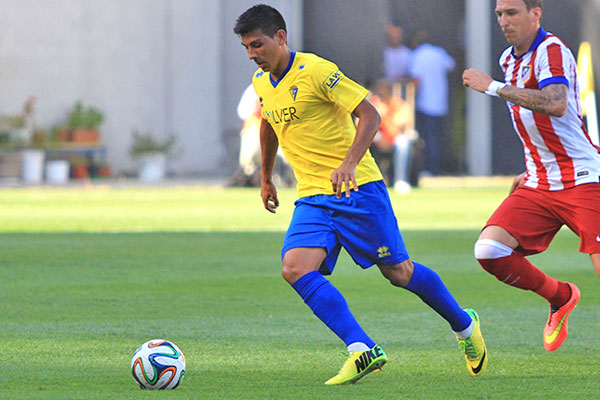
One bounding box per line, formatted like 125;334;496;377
252;51;383;198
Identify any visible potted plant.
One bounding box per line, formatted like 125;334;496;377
0;97;47;183
22;127;56;184
129;129;176;182
69;155;89;179
94;161;111;178
50;124;71;142
0;113;26;179
67;101;104;143
45;155;70;184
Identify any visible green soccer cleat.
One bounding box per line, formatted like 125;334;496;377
457;309;488;377
324;345;387;385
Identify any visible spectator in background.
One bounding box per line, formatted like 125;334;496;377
409;30;455;176
229;83;293;187
238;84;262;172
369;79;416;193
383;24;413;82
228;84;263;186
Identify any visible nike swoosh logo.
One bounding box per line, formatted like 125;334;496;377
596;235;600;242
471;349;486;374
544;314;567;344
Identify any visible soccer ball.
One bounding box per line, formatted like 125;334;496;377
131;339;186;390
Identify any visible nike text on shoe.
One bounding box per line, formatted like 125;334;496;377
457;309;488;377
543;282;580;351
324;345;387;385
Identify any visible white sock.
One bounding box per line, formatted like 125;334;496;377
347;342;370;354
454;320;474;339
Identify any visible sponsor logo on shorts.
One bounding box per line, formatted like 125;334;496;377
577;170;589;177
377;246;391;258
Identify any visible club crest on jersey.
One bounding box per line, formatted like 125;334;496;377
520;65;532;83
323;70;344;90
289;85;298;101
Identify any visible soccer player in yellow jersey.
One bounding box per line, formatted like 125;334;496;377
234;4;487;384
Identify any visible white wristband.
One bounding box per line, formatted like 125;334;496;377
485;80;507;97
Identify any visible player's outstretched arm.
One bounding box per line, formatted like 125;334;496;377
260;118;280;213
463;68;568;117
497;84;567;117
330;98;381;198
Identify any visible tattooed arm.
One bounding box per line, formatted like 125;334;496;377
463;68;568;117
497;84;568;117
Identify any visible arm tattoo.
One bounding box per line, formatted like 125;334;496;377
497;84;568;116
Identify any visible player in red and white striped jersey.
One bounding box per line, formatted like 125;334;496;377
463;0;600;352
497;28;600;190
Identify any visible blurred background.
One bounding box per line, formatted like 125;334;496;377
0;0;598;184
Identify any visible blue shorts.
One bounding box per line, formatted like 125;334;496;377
281;180;410;275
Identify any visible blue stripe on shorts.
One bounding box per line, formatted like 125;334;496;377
281;180;409;275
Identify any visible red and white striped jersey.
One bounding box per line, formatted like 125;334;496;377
499;27;600;190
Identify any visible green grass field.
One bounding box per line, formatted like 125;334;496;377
1;184;599;399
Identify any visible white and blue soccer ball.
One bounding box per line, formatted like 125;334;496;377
131;339;186;390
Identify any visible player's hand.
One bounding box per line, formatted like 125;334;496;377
463;68;494;93
330;162;358;199
509;172;526;194
261;180;279;213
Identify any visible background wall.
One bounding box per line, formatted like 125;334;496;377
0;0;221;175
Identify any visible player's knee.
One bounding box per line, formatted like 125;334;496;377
474;239;514;260
380;259;414;287
281;257;311;285
281;262;299;284
281;248;325;285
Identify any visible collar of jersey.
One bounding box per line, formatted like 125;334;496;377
511;27;547;59
270;51;296;88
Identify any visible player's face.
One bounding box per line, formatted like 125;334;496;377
240;28;286;74
495;0;541;50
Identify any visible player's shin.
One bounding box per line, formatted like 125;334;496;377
406;262;472;331
291;271;375;350
476;250;570;307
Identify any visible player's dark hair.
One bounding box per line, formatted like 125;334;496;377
522;0;542;10
233;4;287;37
